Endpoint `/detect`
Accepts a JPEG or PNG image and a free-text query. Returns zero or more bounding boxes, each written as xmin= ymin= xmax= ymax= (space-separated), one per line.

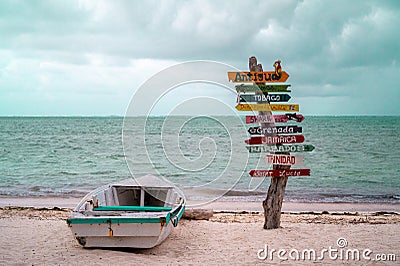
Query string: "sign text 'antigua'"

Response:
xmin=228 ymin=71 xmax=289 ymax=83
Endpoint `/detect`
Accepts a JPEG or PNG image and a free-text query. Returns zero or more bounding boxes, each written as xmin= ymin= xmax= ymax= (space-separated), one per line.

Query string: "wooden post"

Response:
xmin=262 ymin=164 xmax=290 ymax=229
xmin=248 ymin=56 xmax=290 ymax=229
xmin=259 ymin=110 xmax=290 ymax=229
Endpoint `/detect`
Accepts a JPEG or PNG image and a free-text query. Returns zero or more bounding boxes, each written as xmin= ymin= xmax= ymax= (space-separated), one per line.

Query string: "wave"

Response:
xmin=89 ymin=170 xmax=117 ymax=175
xmin=59 ymin=171 xmax=79 ymax=176
xmin=284 ymin=192 xmax=400 ymax=203
xmin=0 ymin=186 xmax=399 ymax=204
xmin=106 ymin=154 xmax=125 ymax=159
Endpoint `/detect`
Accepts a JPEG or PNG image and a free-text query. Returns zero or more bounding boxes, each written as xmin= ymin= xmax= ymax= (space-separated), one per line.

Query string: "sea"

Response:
xmin=0 ymin=116 xmax=399 ymax=203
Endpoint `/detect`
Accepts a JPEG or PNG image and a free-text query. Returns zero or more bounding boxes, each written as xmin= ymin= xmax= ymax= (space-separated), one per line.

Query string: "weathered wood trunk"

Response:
xmin=259 ymin=110 xmax=290 ymax=229
xmin=182 ymin=208 xmax=213 ymax=220
xmin=262 ymin=165 xmax=290 ymax=229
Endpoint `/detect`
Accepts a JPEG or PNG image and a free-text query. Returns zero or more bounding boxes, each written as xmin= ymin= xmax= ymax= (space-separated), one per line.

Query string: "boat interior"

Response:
xmin=79 ymin=185 xmax=181 ymax=214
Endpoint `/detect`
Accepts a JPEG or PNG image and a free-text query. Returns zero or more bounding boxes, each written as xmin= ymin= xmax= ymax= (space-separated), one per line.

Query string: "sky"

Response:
xmin=0 ymin=0 xmax=399 ymax=116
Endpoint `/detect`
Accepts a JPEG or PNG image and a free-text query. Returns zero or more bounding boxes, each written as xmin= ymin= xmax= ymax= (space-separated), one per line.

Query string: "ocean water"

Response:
xmin=0 ymin=116 xmax=399 ymax=203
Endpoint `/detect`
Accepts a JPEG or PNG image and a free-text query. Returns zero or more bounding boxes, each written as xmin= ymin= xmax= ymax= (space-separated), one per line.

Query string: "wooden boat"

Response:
xmin=67 ymin=174 xmax=186 ymax=248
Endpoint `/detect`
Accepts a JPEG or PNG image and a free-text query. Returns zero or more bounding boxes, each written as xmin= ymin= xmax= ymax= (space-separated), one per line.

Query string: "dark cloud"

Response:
xmin=0 ymin=0 xmax=399 ymax=115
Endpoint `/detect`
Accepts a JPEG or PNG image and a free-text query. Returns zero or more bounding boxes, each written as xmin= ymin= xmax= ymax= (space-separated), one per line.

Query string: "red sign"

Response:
xmin=249 ymin=169 xmax=311 ymax=177
xmin=275 ymin=113 xmax=304 ymax=123
xmin=245 ymin=113 xmax=304 ymax=124
xmin=246 ymin=114 xmax=275 ymax=123
xmin=244 ymin=135 xmax=305 ymax=145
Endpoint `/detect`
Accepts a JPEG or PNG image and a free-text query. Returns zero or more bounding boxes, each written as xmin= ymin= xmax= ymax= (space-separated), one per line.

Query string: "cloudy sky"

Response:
xmin=1 ymin=0 xmax=399 ymax=116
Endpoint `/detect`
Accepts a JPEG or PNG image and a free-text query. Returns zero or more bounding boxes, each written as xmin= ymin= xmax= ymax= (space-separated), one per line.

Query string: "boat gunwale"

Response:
xmin=67 ymin=213 xmax=171 ymax=225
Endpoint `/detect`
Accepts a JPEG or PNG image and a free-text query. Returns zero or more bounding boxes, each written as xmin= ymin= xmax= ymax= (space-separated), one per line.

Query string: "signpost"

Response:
xmin=239 ymin=94 xmax=291 ymax=103
xmin=236 ymin=84 xmax=291 ymax=93
xmin=246 ymin=144 xmax=315 ymax=153
xmin=236 ymin=103 xmax=299 ymax=112
xmin=249 ymin=169 xmax=310 ymax=177
xmin=248 ymin=125 xmax=302 ymax=135
xmin=245 ymin=135 xmax=305 ymax=145
xmin=245 ymin=113 xmax=304 ymax=124
xmin=228 ymin=56 xmax=314 ymax=230
xmin=228 ymin=71 xmax=289 ymax=83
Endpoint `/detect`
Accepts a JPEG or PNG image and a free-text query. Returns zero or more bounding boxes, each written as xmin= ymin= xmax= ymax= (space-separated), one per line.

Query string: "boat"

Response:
xmin=67 ymin=174 xmax=186 ymax=248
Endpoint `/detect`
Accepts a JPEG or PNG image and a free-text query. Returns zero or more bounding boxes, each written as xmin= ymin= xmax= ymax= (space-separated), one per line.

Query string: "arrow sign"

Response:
xmin=245 ymin=135 xmax=305 ymax=145
xmin=245 ymin=113 xmax=305 ymax=124
xmin=236 ymin=103 xmax=271 ymax=111
xmin=239 ymin=94 xmax=291 ymax=103
xmin=246 ymin=144 xmax=315 ymax=153
xmin=236 ymin=84 xmax=291 ymax=93
xmin=275 ymin=113 xmax=304 ymax=123
xmin=246 ymin=114 xmax=275 ymax=123
xmin=264 ymin=154 xmax=303 ymax=166
xmin=249 ymin=169 xmax=311 ymax=177
xmin=228 ymin=71 xmax=289 ymax=83
xmin=236 ymin=104 xmax=299 ymax=112
xmin=248 ymin=125 xmax=302 ymax=135
xmin=270 ymin=104 xmax=299 ymax=112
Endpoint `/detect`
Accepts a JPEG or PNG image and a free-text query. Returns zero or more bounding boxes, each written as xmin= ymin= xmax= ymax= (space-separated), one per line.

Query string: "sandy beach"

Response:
xmin=0 ymin=199 xmax=399 ymax=265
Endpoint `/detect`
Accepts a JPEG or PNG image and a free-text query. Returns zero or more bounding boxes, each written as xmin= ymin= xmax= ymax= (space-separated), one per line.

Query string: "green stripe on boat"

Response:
xmin=171 ymin=205 xmax=185 ymax=227
xmin=93 ymin=206 xmax=173 ymax=212
xmin=67 ymin=214 xmax=171 ymax=225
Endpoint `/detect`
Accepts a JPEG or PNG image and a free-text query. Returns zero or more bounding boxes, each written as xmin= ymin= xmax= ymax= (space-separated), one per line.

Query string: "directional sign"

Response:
xmin=249 ymin=169 xmax=311 ymax=177
xmin=236 ymin=103 xmax=271 ymax=111
xmin=246 ymin=114 xmax=275 ymax=123
xmin=236 ymin=84 xmax=291 ymax=93
xmin=245 ymin=113 xmax=305 ymax=124
xmin=248 ymin=125 xmax=302 ymax=135
xmin=246 ymin=144 xmax=315 ymax=153
xmin=275 ymin=113 xmax=304 ymax=123
xmin=270 ymin=104 xmax=299 ymax=112
xmin=245 ymin=135 xmax=305 ymax=145
xmin=264 ymin=154 xmax=303 ymax=166
xmin=239 ymin=94 xmax=291 ymax=103
xmin=236 ymin=104 xmax=299 ymax=112
xmin=228 ymin=71 xmax=289 ymax=83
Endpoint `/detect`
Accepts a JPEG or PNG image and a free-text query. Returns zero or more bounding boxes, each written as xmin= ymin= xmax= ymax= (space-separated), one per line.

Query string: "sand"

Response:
xmin=0 ymin=204 xmax=399 ymax=265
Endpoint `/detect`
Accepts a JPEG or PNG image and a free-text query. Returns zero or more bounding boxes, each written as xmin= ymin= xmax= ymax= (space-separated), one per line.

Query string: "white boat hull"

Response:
xmin=71 ymin=222 xmax=173 ymax=248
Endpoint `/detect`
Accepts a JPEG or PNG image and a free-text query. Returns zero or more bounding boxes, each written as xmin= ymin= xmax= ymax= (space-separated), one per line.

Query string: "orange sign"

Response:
xmin=228 ymin=71 xmax=289 ymax=83
xmin=270 ymin=104 xmax=299 ymax=112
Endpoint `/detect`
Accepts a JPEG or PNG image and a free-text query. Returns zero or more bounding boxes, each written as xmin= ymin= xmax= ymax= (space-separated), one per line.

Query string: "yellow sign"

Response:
xmin=235 ymin=104 xmax=299 ymax=112
xmin=235 ymin=104 xmax=271 ymax=111
xmin=270 ymin=104 xmax=299 ymax=112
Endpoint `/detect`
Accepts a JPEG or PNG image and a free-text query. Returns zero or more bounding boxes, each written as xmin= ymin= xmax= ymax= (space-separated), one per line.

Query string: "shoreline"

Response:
xmin=0 ymin=196 xmax=399 ymax=213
